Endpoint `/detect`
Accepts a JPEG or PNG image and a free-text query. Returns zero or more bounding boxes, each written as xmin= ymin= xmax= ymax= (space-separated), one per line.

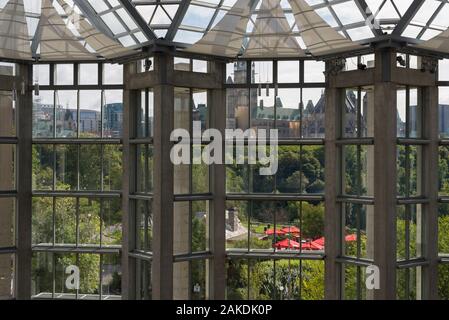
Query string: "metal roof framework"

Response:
xmin=0 ymin=0 xmax=449 ymax=61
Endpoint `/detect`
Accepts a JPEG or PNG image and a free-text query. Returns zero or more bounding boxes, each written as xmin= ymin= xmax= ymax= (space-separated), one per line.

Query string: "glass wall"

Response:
xmin=31 ymin=63 xmax=123 ymax=300
xmin=173 ymin=86 xmax=210 ymax=300
xmin=0 ymin=62 xmax=17 ymax=299
xmin=132 ymin=87 xmax=154 ymax=300
xmin=396 ymin=86 xmax=425 ymax=300
xmin=225 ymin=59 xmax=325 ymax=299
xmin=338 ymin=86 xmax=375 ymax=300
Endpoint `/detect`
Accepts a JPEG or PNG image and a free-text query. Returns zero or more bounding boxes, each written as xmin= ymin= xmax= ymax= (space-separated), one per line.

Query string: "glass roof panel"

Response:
xmin=0 ymin=0 xmax=449 ymax=60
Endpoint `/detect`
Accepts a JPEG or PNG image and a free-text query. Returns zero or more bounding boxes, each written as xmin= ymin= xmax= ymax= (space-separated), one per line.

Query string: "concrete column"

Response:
xmin=208 ymin=60 xmax=226 ymax=299
xmin=121 ymin=61 xmax=138 ymax=299
xmin=421 ymin=85 xmax=439 ymax=299
xmin=0 ymin=90 xmax=15 ymax=299
xmin=372 ymin=49 xmax=398 ymax=299
xmin=152 ymin=53 xmax=175 ymax=300
xmin=324 ymin=75 xmax=342 ymax=299
xmin=16 ymin=63 xmax=33 ymax=299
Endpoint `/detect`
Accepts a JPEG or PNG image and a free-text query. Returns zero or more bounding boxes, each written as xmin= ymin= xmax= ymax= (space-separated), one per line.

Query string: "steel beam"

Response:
xmin=165 ymin=0 xmax=191 ymax=40
xmin=392 ymin=0 xmax=425 ymax=36
xmin=354 ymin=0 xmax=384 ymax=37
xmin=73 ymin=0 xmax=116 ymax=39
xmin=118 ymin=0 xmax=157 ymax=40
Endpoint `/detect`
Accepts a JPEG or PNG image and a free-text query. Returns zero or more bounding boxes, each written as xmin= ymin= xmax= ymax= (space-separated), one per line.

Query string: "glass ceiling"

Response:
xmin=0 ymin=0 xmax=448 ymax=61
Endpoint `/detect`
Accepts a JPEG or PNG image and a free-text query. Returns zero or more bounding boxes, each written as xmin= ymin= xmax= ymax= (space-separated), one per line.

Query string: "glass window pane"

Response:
xmin=33 ymin=90 xmax=54 ymax=138
xmin=55 ymin=197 xmax=77 ymax=245
xmin=0 ymin=91 xmax=15 ymax=137
xmin=250 ymin=88 xmax=275 ymax=134
xmin=192 ymin=60 xmax=207 ymax=73
xmin=191 ymin=260 xmax=207 ymax=300
xmin=136 ymin=200 xmax=152 ymax=252
xmin=0 ymin=198 xmax=15 ymax=248
xmin=55 ymin=145 xmax=77 ymax=190
xmin=225 ymin=201 xmax=249 ymax=250
xmin=0 ymin=144 xmax=15 ymax=191
xmin=192 ymin=201 xmax=209 ymax=252
xmin=397 ymin=204 xmax=423 ymax=260
xmin=55 ymin=90 xmax=77 ymax=138
xmin=226 ymin=62 xmax=246 ymax=84
xmin=174 ymin=57 xmax=190 ymax=71
xmin=103 ymin=90 xmax=123 ymax=138
xmin=304 ymin=61 xmax=325 ymax=83
xmin=103 ymin=144 xmax=122 ymax=191
xmin=440 ymin=146 xmax=449 ymax=197
xmin=226 ymin=88 xmax=249 ymax=130
xmin=136 ymin=144 xmax=153 ymax=194
xmin=302 ymin=88 xmax=325 ymax=138
xmin=32 ymin=252 xmax=52 ymax=298
xmin=252 ymin=61 xmax=273 ymax=84
xmin=33 ymin=64 xmax=50 ymax=86
xmin=439 ymin=59 xmax=449 ymax=81
xmin=33 ymin=144 xmax=54 ymax=191
xmin=103 ymin=63 xmax=123 ymax=85
xmin=440 ymin=87 xmax=449 ymax=139
xmin=79 ymin=198 xmax=101 ymax=246
xmin=102 ymin=198 xmax=122 ymax=246
xmin=79 ymin=64 xmax=98 ymax=85
xmin=79 ymin=145 xmax=101 ymax=190
xmin=226 ymin=259 xmax=248 ymax=300
xmin=101 ymin=254 xmax=121 ymax=298
xmin=54 ymin=253 xmax=77 ymax=297
xmin=193 ymin=90 xmax=208 ymax=132
xmin=276 ymin=89 xmax=300 ymax=138
xmin=55 ymin=64 xmax=74 ymax=85
xmin=174 ymin=202 xmax=190 ymax=255
xmin=78 ymin=254 xmax=100 ymax=297
xmin=0 ymin=254 xmax=14 ymax=299
xmin=277 ymin=61 xmax=299 ymax=83
xmin=32 ymin=197 xmax=53 ymax=245
xmin=249 ymin=202 xmax=275 ymax=251
xmin=79 ymin=90 xmax=101 ymax=137
xmin=174 ymin=87 xmax=190 ymax=130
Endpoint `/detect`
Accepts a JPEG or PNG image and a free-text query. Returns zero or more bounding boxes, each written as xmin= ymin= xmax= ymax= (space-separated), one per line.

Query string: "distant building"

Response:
xmin=33 ymin=101 xmax=123 ymax=138
xmin=104 ymin=103 xmax=123 ymax=138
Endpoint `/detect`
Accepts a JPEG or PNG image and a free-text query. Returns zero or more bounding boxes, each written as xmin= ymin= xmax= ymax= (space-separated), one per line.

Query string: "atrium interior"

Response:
xmin=1 ymin=0 xmax=449 ymax=300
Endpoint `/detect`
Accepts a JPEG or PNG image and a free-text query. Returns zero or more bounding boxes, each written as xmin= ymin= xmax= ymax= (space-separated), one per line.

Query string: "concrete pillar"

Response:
xmin=421 ymin=85 xmax=439 ymax=299
xmin=208 ymin=61 xmax=226 ymax=299
xmin=121 ymin=61 xmax=139 ymax=299
xmin=372 ymin=49 xmax=398 ymax=299
xmin=0 ymin=68 xmax=15 ymax=299
xmin=324 ymin=78 xmax=342 ymax=299
xmin=152 ymin=53 xmax=175 ymax=300
xmin=16 ymin=63 xmax=33 ymax=299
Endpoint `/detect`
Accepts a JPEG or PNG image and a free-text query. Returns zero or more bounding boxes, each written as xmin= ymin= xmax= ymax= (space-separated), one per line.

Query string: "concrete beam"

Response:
xmin=126 ymin=69 xmax=222 ymax=91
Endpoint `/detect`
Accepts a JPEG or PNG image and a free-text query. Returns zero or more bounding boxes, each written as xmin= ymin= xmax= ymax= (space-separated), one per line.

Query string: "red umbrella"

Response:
xmin=310 ymin=240 xmax=325 ymax=250
xmin=313 ymin=237 xmax=325 ymax=247
xmin=274 ymin=239 xmax=301 ymax=249
xmin=265 ymin=228 xmax=285 ymax=236
xmin=280 ymin=226 xmax=300 ymax=235
xmin=345 ymin=234 xmax=357 ymax=242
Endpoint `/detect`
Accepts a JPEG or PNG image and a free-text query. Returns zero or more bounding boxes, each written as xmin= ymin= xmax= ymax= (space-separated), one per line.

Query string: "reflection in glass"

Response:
xmin=55 ymin=90 xmax=77 ymax=138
